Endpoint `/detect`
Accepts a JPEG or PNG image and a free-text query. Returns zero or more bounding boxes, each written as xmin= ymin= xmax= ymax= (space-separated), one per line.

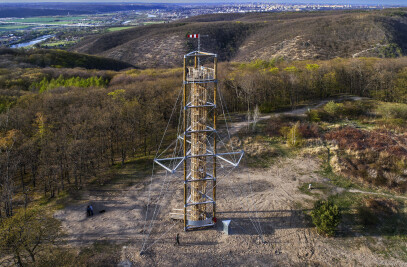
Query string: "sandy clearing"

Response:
xmin=55 ymin=156 xmax=405 ymax=266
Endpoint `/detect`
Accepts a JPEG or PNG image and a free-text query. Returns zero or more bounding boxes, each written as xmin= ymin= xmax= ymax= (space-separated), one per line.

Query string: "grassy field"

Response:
xmin=40 ymin=40 xmax=76 ymax=47
xmin=107 ymin=26 xmax=136 ymax=32
xmin=8 ymin=16 xmax=87 ymax=24
xmin=0 ymin=24 xmax=33 ymax=31
xmin=142 ymin=21 xmax=165 ymax=25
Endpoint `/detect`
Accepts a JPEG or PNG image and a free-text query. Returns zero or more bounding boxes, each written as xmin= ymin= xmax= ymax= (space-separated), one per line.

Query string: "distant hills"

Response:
xmin=71 ymin=9 xmax=407 ymax=68
xmin=0 ymin=8 xmax=92 ymax=18
xmin=0 ymin=3 xmax=167 ymax=18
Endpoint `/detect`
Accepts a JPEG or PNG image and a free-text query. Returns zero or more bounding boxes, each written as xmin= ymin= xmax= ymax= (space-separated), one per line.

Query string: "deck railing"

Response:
xmin=186 ymin=67 xmax=215 ymax=82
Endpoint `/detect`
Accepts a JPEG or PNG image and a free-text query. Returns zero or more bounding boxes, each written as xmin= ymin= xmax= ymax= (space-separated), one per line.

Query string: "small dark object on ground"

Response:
xmin=99 ymin=209 xmax=106 ymax=213
xmin=87 ymin=205 xmax=94 ymax=216
xmin=175 ymin=233 xmax=180 ymax=245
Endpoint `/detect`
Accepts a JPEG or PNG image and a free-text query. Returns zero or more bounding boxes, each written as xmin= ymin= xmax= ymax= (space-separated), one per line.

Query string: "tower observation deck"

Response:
xmin=186 ymin=66 xmax=215 ymax=82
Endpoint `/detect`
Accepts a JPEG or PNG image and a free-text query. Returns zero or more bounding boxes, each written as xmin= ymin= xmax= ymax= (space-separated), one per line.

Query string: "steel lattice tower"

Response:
xmin=154 ymin=43 xmax=244 ymax=231
xmin=184 ymin=52 xmax=217 ymax=228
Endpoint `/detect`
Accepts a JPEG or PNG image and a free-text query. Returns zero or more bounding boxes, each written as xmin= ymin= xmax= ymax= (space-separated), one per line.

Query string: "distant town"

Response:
xmin=175 ymin=3 xmax=386 ymax=17
xmin=0 ymin=2 xmax=403 ymax=48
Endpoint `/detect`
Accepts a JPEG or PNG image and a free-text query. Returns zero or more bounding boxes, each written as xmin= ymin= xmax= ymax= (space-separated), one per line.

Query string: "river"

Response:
xmin=11 ymin=35 xmax=54 ymax=48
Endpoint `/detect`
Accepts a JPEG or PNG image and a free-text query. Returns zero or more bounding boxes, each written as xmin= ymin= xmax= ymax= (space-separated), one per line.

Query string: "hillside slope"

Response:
xmin=71 ymin=9 xmax=407 ymax=68
xmin=0 ymin=48 xmax=134 ymax=70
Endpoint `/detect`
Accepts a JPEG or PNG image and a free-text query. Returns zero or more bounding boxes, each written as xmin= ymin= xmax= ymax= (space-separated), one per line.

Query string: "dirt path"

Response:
xmin=228 ymin=96 xmax=365 ymax=135
xmin=348 ymin=189 xmax=407 ymax=200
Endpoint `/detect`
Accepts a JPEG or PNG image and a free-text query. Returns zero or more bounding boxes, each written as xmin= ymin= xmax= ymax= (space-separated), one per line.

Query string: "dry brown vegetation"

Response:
xmin=295 ymin=99 xmax=407 ymax=194
xmin=71 ymin=9 xmax=407 ymax=68
xmin=326 ymin=127 xmax=407 ymax=157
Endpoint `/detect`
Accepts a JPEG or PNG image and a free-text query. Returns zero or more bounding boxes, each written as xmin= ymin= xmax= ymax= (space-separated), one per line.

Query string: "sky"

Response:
xmin=1 ymin=0 xmax=407 ymax=5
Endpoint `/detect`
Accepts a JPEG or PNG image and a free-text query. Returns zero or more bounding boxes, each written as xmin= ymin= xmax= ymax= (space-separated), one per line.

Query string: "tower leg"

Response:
xmin=213 ymin=56 xmax=218 ymax=220
xmin=183 ymin=56 xmax=187 ymax=231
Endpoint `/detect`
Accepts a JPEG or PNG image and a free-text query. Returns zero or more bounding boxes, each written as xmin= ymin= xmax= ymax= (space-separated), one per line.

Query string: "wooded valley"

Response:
xmin=1 ymin=53 xmax=407 ymax=217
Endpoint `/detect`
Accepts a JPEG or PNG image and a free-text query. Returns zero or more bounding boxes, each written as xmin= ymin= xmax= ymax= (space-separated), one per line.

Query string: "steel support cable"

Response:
xmin=222 ymin=169 xmax=263 ymax=237
xmin=141 ymin=100 xmax=185 ymax=252
xmin=202 ymin=89 xmax=241 ymax=167
xmin=223 ymin=168 xmax=264 ymax=239
xmin=211 ymin=169 xmax=264 ymax=237
xmin=141 ymin=171 xmax=172 ymax=252
xmin=246 ymin=171 xmax=265 ymax=239
xmin=141 ymin=118 xmax=183 ymax=252
xmin=218 ymin=85 xmax=238 ymax=163
xmin=185 ymin=153 xmax=262 ymax=238
xmin=218 ymin=85 xmax=234 ymax=146
xmin=155 ymin=86 xmax=183 ymax=159
xmin=141 ymin=221 xmax=178 ymax=253
xmin=142 ymin=131 xmax=178 ymax=248
xmin=156 ymin=89 xmax=184 ymax=159
xmin=168 ymin=101 xmax=184 ymax=170
xmin=141 ymin=150 xmax=181 ymax=252
xmin=216 ymin=83 xmax=265 ymax=238
xmin=143 ymin=74 xmax=265 ymax=252
xmin=141 ymin=87 xmax=183 ymax=252
xmin=143 ymin=83 xmax=209 ymax=248
xmin=143 ymin=128 xmax=263 ymax=252
xmin=205 ymin=164 xmax=264 ymax=238
xmin=143 ymin=166 xmax=254 ymax=253
xmin=198 ymin=129 xmax=261 ymax=236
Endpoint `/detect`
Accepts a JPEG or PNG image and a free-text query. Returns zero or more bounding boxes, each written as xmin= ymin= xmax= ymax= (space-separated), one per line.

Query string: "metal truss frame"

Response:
xmin=154 ymin=50 xmax=244 ymax=231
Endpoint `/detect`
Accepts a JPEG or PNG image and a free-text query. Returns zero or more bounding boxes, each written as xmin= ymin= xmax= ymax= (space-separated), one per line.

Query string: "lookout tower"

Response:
xmin=154 ymin=35 xmax=244 ymax=231
xmin=183 ymin=50 xmax=217 ymax=229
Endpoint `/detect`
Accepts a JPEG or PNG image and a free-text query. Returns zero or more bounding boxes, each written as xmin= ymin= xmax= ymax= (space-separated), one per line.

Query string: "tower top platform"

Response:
xmin=184 ymin=51 xmax=217 ymax=58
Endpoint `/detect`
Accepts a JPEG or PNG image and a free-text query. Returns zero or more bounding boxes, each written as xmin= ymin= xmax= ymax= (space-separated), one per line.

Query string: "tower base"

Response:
xmin=185 ymin=217 xmax=216 ymax=230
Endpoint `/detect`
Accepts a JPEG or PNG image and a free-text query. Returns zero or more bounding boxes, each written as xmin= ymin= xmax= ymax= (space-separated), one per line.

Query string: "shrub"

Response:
xmin=287 ymin=122 xmax=304 ymax=147
xmin=323 ymin=101 xmax=344 ymax=117
xmin=316 ymin=100 xmax=371 ymax=122
xmin=298 ymin=123 xmax=320 ymax=138
xmin=266 ymin=117 xmax=288 ymax=137
xmin=259 ymin=102 xmax=275 ymax=113
xmin=279 ymin=126 xmax=291 ymax=139
xmin=341 ymin=101 xmax=371 ymax=118
xmin=376 ymin=102 xmax=407 ymax=120
xmin=311 ymin=200 xmax=341 ymax=236
xmin=306 ymin=109 xmax=320 ymax=122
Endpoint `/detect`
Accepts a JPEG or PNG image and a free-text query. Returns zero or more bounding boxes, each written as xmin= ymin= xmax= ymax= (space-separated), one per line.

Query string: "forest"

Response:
xmin=0 ymin=55 xmax=407 ymax=217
